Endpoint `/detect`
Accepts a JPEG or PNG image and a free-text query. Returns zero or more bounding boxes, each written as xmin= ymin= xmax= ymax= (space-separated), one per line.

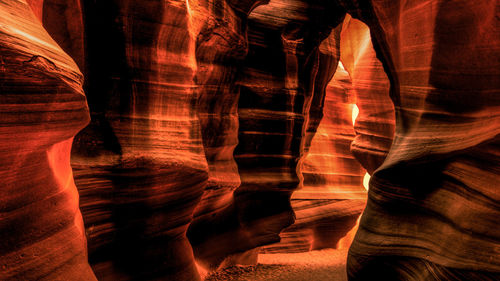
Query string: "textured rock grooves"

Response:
xmin=70 ymin=1 xmax=207 ymax=280
xmin=231 ymin=0 xmax=351 ymax=256
xmin=340 ymin=15 xmax=394 ymax=175
xmin=188 ymin=0 xmax=352 ymax=268
xmin=186 ymin=0 xmax=267 ymax=269
xmin=0 ymin=1 xmax=95 ymax=280
xmin=263 ymin=24 xmax=369 ymax=253
xmin=262 ymin=14 xmax=393 ymax=254
xmin=2 ymin=0 xmax=499 ymax=280
xmin=341 ymin=0 xmax=500 ymax=280
xmin=299 ymin=62 xmax=366 ymax=201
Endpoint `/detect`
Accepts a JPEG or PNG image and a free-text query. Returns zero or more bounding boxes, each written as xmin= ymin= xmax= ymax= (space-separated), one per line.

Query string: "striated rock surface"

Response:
xmin=265 ymin=26 xmax=368 ymax=253
xmin=339 ymin=15 xmax=394 ymax=175
xmin=35 ymin=0 xmax=85 ymax=71
xmin=186 ymin=0 xmax=267 ymax=269
xmin=3 ymin=0 xmax=499 ymax=280
xmin=342 ymin=0 xmax=500 ymax=280
xmin=191 ymin=0 xmax=248 ymax=223
xmin=70 ymin=1 xmax=208 ymax=280
xmin=0 ymin=1 xmax=95 ymax=280
xmin=233 ymin=0 xmax=358 ymax=256
xmin=297 ymin=63 xmax=366 ymax=200
xmin=261 ymin=199 xmax=364 ymax=253
xmin=188 ymin=0 xmax=347 ymax=267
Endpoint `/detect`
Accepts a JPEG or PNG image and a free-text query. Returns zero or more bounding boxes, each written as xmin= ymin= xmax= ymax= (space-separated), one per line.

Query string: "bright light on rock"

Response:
xmin=363 ymin=172 xmax=370 ymax=190
xmin=352 ymin=104 xmax=359 ymax=126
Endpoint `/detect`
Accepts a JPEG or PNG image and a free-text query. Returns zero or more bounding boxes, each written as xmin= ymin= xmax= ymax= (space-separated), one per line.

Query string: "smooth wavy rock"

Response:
xmin=270 ymin=64 xmax=366 ymax=252
xmin=266 ymin=25 xmax=367 ymax=253
xmin=297 ymin=62 xmax=366 ymax=200
xmin=235 ymin=0 xmax=349 ymax=258
xmin=187 ymin=0 xmax=346 ymax=269
xmin=28 ymin=0 xmax=85 ymax=71
xmin=340 ymin=15 xmax=394 ymax=175
xmin=186 ymin=0 xmax=266 ymax=269
xmin=340 ymin=0 xmax=500 ymax=279
xmin=0 ymin=1 xmax=95 ymax=280
xmin=261 ymin=199 xmax=365 ymax=253
xmin=5 ymin=0 xmax=498 ymax=280
xmin=191 ymin=0 xmax=248 ymax=221
xmin=69 ymin=1 xmax=208 ymax=280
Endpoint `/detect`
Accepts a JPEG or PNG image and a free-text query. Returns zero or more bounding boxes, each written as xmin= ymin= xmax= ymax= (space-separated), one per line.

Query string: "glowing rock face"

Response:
xmin=340 ymin=16 xmax=395 ymax=175
xmin=299 ymin=62 xmax=366 ymax=200
xmin=0 ymin=1 xmax=95 ymax=280
xmin=227 ymin=0 xmax=358 ymax=256
xmin=187 ymin=0 xmax=271 ymax=269
xmin=1 ymin=0 xmax=499 ymax=280
xmin=270 ymin=17 xmax=384 ymax=254
xmin=267 ymin=44 xmax=367 ymax=253
xmin=362 ymin=173 xmax=370 ymax=191
xmin=342 ymin=1 xmax=500 ymax=280
xmin=351 ymin=104 xmax=359 ymax=126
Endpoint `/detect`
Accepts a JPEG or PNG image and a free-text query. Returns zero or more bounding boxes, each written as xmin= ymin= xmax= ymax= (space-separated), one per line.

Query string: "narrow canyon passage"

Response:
xmin=0 ymin=0 xmax=498 ymax=281
xmin=200 ymin=12 xmax=391 ymax=280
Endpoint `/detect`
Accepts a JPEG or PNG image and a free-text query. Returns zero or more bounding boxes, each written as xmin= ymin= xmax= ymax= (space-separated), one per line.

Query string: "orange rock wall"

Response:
xmin=1 ymin=1 xmax=498 ymax=280
xmin=341 ymin=0 xmax=500 ymax=279
xmin=0 ymin=1 xmax=95 ymax=280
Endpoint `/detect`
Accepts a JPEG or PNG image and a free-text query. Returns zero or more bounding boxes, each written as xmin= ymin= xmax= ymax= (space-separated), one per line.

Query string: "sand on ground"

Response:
xmin=204 ymin=248 xmax=349 ymax=281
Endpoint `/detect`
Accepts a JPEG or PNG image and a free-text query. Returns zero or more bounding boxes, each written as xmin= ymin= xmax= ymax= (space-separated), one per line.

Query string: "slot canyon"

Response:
xmin=0 ymin=0 xmax=498 ymax=280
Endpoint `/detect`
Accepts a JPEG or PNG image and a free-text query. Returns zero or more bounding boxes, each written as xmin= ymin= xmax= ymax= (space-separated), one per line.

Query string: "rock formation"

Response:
xmin=1 ymin=0 xmax=498 ymax=280
xmin=299 ymin=62 xmax=366 ymax=200
xmin=341 ymin=1 xmax=500 ymax=280
xmin=340 ymin=15 xmax=394 ymax=175
xmin=264 ymin=33 xmax=368 ymax=253
xmin=262 ymin=14 xmax=393 ymax=255
xmin=186 ymin=0 xmax=267 ymax=269
xmin=0 ymin=1 xmax=95 ymax=280
xmin=188 ymin=0 xmax=350 ymax=267
xmin=69 ymin=1 xmax=209 ymax=280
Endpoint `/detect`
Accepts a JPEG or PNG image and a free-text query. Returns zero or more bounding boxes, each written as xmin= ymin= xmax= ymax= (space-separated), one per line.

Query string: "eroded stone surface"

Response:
xmin=0 ymin=1 xmax=94 ymax=280
xmin=342 ymin=1 xmax=500 ymax=279
xmin=70 ymin=1 xmax=208 ymax=280
xmin=2 ymin=1 xmax=499 ymax=280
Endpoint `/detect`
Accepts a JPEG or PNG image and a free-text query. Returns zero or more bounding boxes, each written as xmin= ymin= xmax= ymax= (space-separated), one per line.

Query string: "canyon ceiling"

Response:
xmin=0 ymin=0 xmax=498 ymax=280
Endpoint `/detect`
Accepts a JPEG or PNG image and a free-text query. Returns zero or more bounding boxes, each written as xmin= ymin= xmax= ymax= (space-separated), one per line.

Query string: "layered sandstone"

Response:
xmin=186 ymin=0 xmax=267 ymax=269
xmin=341 ymin=1 xmax=500 ymax=280
xmin=265 ymin=31 xmax=368 ymax=252
xmin=0 ymin=1 xmax=95 ymax=280
xmin=70 ymin=1 xmax=208 ymax=280
xmin=340 ymin=16 xmax=394 ymax=175
xmin=2 ymin=1 xmax=499 ymax=280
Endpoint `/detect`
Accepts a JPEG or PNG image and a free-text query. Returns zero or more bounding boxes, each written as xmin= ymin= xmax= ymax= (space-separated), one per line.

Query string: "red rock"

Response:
xmin=2 ymin=0 xmax=499 ymax=280
xmin=0 ymin=1 xmax=94 ymax=280
xmin=340 ymin=15 xmax=395 ymax=175
xmin=343 ymin=1 xmax=500 ymax=279
xmin=69 ymin=1 xmax=208 ymax=280
xmin=266 ymin=23 xmax=369 ymax=253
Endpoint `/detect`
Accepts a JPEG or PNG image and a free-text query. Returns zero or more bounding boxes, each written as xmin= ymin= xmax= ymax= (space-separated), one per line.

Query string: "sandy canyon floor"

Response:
xmin=204 ymin=248 xmax=348 ymax=281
